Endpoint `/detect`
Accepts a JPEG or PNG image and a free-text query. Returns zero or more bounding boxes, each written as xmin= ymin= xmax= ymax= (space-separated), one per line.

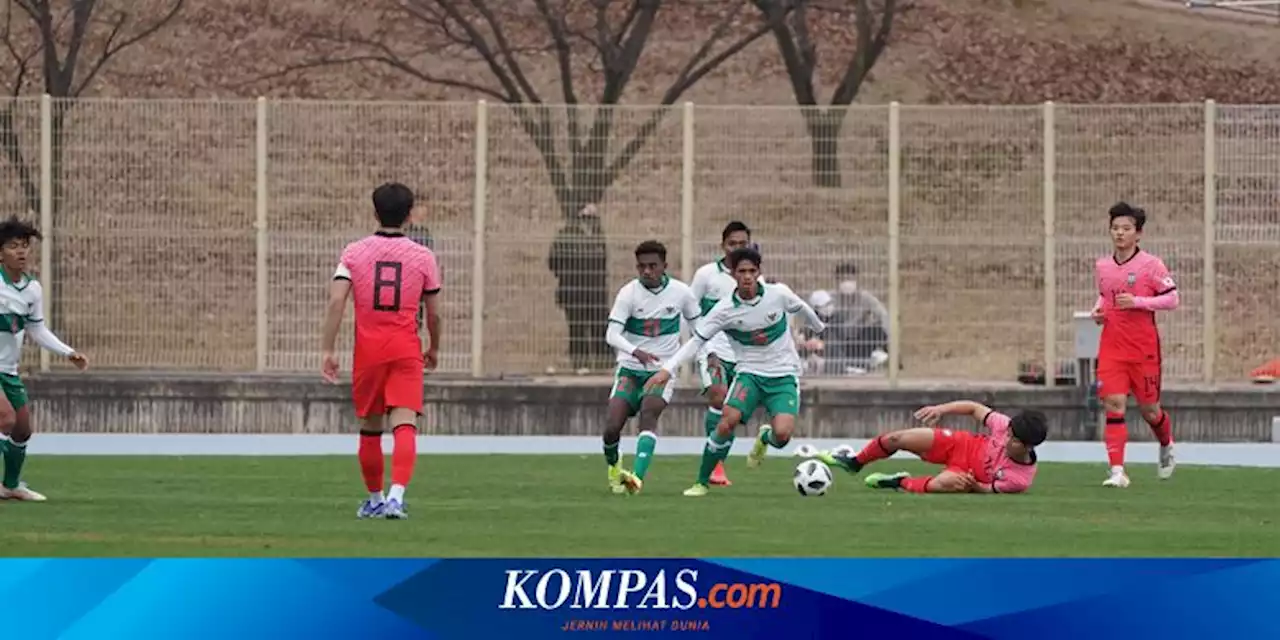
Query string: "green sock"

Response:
xmin=3 ymin=438 xmax=26 ymax=489
xmin=603 ymin=440 xmax=620 ymax=467
xmin=634 ymin=431 xmax=657 ymax=480
xmin=697 ymin=431 xmax=731 ymax=485
xmin=703 ymin=408 xmax=721 ymax=437
xmin=759 ymin=426 xmax=788 ymax=449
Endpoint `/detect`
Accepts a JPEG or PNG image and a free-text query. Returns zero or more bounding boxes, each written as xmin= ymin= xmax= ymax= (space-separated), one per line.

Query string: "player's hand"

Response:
xmin=913 ymin=404 xmax=944 ymax=425
xmin=644 ymin=369 xmax=672 ymax=393
xmin=804 ymin=338 xmax=824 ymax=352
xmin=68 ymin=352 xmax=89 ymax=370
xmin=632 ymin=349 xmax=661 ymax=366
xmin=1091 ymin=305 xmax=1106 ymax=325
xmin=960 ymin=472 xmax=981 ymax=492
xmin=321 ymin=351 xmax=340 ymax=384
xmin=1114 ymin=293 xmax=1137 ymax=310
xmin=424 ymin=348 xmax=439 ymax=372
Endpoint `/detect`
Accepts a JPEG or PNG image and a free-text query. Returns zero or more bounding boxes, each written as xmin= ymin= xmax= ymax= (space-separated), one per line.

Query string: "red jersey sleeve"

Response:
xmin=1145 ymin=257 xmax=1176 ymax=295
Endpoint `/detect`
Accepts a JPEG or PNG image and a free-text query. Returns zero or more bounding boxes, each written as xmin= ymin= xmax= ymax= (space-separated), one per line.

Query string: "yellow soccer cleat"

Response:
xmin=619 ymin=469 xmax=643 ymax=495
xmin=682 ymin=483 xmax=709 ymax=497
xmin=746 ymin=436 xmax=768 ymax=469
xmin=608 ymin=464 xmax=627 ymax=494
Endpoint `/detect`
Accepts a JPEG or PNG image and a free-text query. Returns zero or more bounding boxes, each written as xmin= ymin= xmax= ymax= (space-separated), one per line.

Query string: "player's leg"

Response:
xmin=605 ymin=369 xmax=643 ymax=494
xmin=381 ymin=358 xmax=426 ymax=519
xmin=626 ymin=376 xmax=676 ymax=491
xmin=1096 ymin=359 xmax=1133 ymax=488
xmin=698 ymin=356 xmax=733 ymax=486
xmin=0 ymin=376 xmax=44 ymax=502
xmin=352 ymin=365 xmax=390 ymax=518
xmin=821 ymin=427 xmax=943 ymax=474
xmin=1134 ymin=362 xmax=1174 ymax=480
xmin=747 ymin=375 xmax=801 ymax=468
xmin=866 ymin=468 xmax=969 ymax=493
xmin=685 ymin=380 xmax=754 ymax=496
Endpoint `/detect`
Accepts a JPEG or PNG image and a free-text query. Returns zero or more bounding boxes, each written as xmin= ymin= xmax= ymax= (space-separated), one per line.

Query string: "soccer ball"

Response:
xmin=793 ymin=459 xmax=833 ymax=496
xmin=832 ymin=443 xmax=856 ymax=458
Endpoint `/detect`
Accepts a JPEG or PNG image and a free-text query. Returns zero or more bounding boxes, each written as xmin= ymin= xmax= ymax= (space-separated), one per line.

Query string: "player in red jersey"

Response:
xmin=321 ymin=182 xmax=442 ymax=520
xmin=1090 ymin=202 xmax=1179 ymax=488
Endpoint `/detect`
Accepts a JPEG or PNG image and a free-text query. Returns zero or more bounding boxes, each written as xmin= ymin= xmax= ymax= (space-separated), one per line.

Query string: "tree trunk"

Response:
xmin=806 ymin=110 xmax=844 ymax=189
xmin=546 ymin=158 xmax=613 ymax=372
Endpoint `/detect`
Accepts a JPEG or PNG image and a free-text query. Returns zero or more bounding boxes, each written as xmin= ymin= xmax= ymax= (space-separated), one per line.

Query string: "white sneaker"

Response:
xmin=0 ymin=482 xmax=47 ymax=501
xmin=1102 ymin=468 xmax=1131 ymax=488
xmin=1158 ymin=444 xmax=1176 ymax=480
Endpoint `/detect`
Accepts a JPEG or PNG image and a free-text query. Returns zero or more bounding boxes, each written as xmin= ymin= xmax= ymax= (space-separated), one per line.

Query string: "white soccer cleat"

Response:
xmin=1158 ymin=444 xmax=1176 ymax=480
xmin=1102 ymin=469 xmax=1131 ymax=488
xmin=0 ymin=482 xmax=47 ymax=502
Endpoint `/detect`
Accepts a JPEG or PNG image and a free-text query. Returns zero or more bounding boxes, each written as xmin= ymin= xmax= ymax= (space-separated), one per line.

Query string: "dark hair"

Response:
xmin=721 ymin=221 xmax=751 ymax=242
xmin=1010 ymin=411 xmax=1048 ymax=448
xmin=1109 ymin=202 xmax=1146 ymax=232
xmin=372 ymin=182 xmax=415 ymax=228
xmin=0 ymin=216 xmax=41 ymax=247
xmin=727 ymin=247 xmax=762 ymax=271
xmin=634 ymin=240 xmax=667 ymax=262
xmin=835 ymin=262 xmax=858 ymax=277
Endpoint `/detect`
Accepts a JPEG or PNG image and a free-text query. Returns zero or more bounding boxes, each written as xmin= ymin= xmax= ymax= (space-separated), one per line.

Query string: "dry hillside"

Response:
xmin=1 ymin=0 xmax=1277 ymax=380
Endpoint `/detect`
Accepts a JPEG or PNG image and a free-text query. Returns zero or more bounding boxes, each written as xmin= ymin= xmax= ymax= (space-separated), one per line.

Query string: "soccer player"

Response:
xmin=688 ymin=221 xmax=755 ymax=487
xmin=1091 ymin=202 xmax=1178 ymax=488
xmin=646 ymin=247 xmax=826 ymax=497
xmin=0 ymin=216 xmax=89 ymax=502
xmin=602 ymin=241 xmax=701 ymax=495
xmin=322 ymin=183 xmax=441 ymax=520
xmin=815 ymin=400 xmax=1047 ymax=494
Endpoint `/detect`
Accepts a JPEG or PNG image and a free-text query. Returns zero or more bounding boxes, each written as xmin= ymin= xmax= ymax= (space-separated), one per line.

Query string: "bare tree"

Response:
xmin=278 ymin=0 xmax=795 ymax=370
xmin=753 ymin=0 xmax=899 ymax=188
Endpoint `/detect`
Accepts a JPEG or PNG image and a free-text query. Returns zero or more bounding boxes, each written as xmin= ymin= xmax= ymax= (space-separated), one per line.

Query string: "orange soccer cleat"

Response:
xmin=1251 ymin=358 xmax=1280 ymax=384
xmin=709 ymin=461 xmax=732 ymax=486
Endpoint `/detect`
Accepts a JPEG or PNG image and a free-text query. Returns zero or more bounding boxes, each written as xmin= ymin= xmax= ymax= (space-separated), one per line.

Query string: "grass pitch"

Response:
xmin=1 ymin=455 xmax=1276 ymax=557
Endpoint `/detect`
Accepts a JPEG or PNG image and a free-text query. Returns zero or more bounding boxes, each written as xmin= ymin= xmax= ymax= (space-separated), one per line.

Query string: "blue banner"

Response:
xmin=4 ymin=558 xmax=1277 ymax=639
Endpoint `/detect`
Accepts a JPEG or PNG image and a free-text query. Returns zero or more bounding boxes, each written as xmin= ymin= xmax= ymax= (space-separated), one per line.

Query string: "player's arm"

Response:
xmin=605 ymin=287 xmax=642 ymax=355
xmin=420 ymin=251 xmax=443 ymax=367
xmin=1132 ymin=259 xmax=1179 ymax=311
xmin=658 ymin=304 xmax=727 ymax=377
xmin=913 ymin=400 xmax=993 ymax=426
xmin=780 ymin=284 xmax=826 ymax=333
xmin=25 ymin=282 xmax=85 ymax=368
xmin=321 ymin=263 xmax=353 ymax=355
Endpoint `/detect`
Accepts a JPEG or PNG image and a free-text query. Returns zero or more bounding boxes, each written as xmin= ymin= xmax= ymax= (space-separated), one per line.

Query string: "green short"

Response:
xmin=0 ymin=373 xmax=28 ymax=411
xmin=725 ymin=372 xmax=800 ymax=419
xmin=697 ymin=356 xmax=738 ymax=393
xmin=610 ymin=367 xmax=675 ymax=417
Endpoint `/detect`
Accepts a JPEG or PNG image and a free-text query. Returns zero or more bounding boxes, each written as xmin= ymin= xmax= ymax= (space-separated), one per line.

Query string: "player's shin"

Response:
xmin=389 ymin=424 xmax=416 ymax=503
xmin=1104 ymin=412 xmax=1128 ymax=468
xmin=696 ymin=431 xmax=732 ymax=486
xmin=358 ymin=429 xmax=385 ymax=498
xmin=633 ymin=430 xmax=658 ymax=480
xmin=758 ymin=423 xmax=791 ymax=450
xmin=703 ymin=407 xmax=721 ymax=437
xmin=900 ymin=476 xmax=930 ymax=493
xmin=1145 ymin=410 xmax=1173 ymax=447
xmin=2 ymin=434 xmax=27 ymax=490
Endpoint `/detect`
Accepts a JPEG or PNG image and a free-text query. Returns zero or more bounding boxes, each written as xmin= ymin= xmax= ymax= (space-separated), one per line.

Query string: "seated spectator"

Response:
xmin=831 ymin=262 xmax=890 ymax=373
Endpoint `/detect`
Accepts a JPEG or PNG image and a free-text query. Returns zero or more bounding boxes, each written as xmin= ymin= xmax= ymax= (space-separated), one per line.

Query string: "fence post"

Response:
xmin=887 ymin=102 xmax=901 ymax=387
xmin=1043 ymin=101 xmax=1057 ymax=388
xmin=38 ymin=94 xmax=52 ymax=373
xmin=254 ymin=97 xmax=269 ymax=372
xmin=679 ymin=102 xmax=696 ymax=384
xmin=1202 ymin=99 xmax=1217 ymax=385
xmin=470 ymin=100 xmax=489 ymax=378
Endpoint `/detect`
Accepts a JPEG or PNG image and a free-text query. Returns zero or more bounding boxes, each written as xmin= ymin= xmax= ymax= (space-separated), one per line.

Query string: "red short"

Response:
xmin=920 ymin=428 xmax=981 ymax=474
xmin=1096 ymin=358 xmax=1162 ymax=405
xmin=351 ymin=357 xmax=424 ymax=418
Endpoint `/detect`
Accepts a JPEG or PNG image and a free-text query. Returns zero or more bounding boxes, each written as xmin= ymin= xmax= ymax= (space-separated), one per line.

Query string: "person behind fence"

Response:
xmin=830 ymin=262 xmax=890 ymax=373
xmin=795 ymin=290 xmax=834 ymax=374
xmin=549 ymin=203 xmax=611 ymax=372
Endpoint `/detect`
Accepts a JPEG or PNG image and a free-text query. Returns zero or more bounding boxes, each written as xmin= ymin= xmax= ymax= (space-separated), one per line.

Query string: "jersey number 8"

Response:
xmin=374 ymin=261 xmax=403 ymax=312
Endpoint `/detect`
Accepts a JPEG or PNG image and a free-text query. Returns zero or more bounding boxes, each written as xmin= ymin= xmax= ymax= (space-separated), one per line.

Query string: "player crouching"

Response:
xmin=815 ymin=400 xmax=1047 ymax=494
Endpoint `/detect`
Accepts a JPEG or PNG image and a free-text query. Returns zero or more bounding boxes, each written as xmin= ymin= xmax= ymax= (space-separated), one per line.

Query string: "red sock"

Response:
xmin=358 ymin=431 xmax=384 ymax=492
xmin=855 ymin=436 xmax=892 ymax=466
xmin=391 ymin=424 xmax=418 ymax=487
xmin=1146 ymin=411 xmax=1173 ymax=447
xmin=1104 ymin=412 xmax=1128 ymax=467
xmin=901 ymin=476 xmax=931 ymax=493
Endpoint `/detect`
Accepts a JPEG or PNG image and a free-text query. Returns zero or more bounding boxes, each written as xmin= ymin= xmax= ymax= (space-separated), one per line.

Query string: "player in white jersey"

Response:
xmin=687 ymin=220 xmax=754 ymax=487
xmin=647 ymin=247 xmax=825 ymax=497
xmin=0 ymin=217 xmax=88 ymax=502
xmin=603 ymin=240 xmax=701 ymax=495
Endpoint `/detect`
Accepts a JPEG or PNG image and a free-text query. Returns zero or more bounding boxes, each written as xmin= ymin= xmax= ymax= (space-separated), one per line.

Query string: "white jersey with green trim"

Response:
xmin=695 ymin=282 xmax=809 ymax=378
xmin=0 ymin=273 xmax=48 ymax=375
xmin=607 ymin=276 xmax=700 ymax=371
xmin=690 ymin=259 xmax=766 ymax=364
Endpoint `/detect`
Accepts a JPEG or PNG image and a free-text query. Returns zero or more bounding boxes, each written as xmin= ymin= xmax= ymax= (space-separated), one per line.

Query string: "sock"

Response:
xmin=391 ymin=424 xmax=417 ymax=488
xmin=901 ymin=476 xmax=931 ymax=493
xmin=852 ymin=436 xmax=892 ymax=471
xmin=2 ymin=436 xmax=27 ymax=490
xmin=703 ymin=408 xmax=721 ymax=437
xmin=1146 ymin=411 xmax=1173 ymax=447
xmin=1104 ymin=412 xmax=1128 ymax=468
xmin=633 ymin=431 xmax=657 ymax=480
xmin=697 ymin=430 xmax=732 ymax=486
xmin=388 ymin=484 xmax=406 ymax=503
xmin=603 ymin=439 xmax=620 ymax=467
xmin=358 ymin=430 xmax=384 ymax=493
xmin=758 ymin=425 xmax=789 ymax=449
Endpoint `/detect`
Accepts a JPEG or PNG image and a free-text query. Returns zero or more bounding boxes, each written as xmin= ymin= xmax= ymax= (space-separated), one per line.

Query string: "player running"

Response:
xmin=322 ymin=183 xmax=441 ymax=520
xmin=603 ymin=241 xmax=701 ymax=495
xmin=1091 ymin=202 xmax=1179 ymax=488
xmin=688 ymin=221 xmax=755 ymax=487
xmin=0 ymin=216 xmax=89 ymax=502
xmin=646 ymin=247 xmax=825 ymax=497
xmin=813 ymin=400 xmax=1048 ymax=494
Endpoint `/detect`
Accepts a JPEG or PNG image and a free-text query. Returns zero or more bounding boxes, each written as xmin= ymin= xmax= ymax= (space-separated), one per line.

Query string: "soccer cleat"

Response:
xmin=607 ymin=464 xmax=627 ymax=494
xmin=817 ymin=450 xmax=859 ymax=474
xmin=357 ymin=498 xmax=386 ymax=519
xmin=1158 ymin=444 xmax=1176 ymax=480
xmin=1102 ymin=469 xmax=1131 ymax=488
xmin=682 ymin=483 xmax=710 ymax=497
xmin=618 ymin=469 xmax=643 ymax=495
xmin=0 ymin=482 xmax=47 ymax=502
xmin=746 ymin=436 xmax=768 ymax=468
xmin=383 ymin=498 xmax=408 ymax=520
xmin=709 ymin=462 xmax=732 ymax=486
xmin=865 ymin=471 xmax=909 ymax=490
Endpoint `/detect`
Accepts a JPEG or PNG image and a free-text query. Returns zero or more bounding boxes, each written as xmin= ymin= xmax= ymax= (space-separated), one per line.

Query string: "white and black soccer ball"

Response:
xmin=832 ymin=443 xmax=857 ymax=459
xmin=793 ymin=459 xmax=834 ymax=496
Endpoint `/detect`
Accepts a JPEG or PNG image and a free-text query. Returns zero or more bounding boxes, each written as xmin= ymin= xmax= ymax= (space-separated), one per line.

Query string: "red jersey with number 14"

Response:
xmin=1095 ymin=248 xmax=1174 ymax=363
xmin=334 ymin=231 xmax=441 ymax=368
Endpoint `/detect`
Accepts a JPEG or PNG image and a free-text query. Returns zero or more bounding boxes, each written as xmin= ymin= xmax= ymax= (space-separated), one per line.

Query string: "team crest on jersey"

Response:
xmin=665 ymin=305 xmax=675 ymax=314
xmin=767 ymin=312 xmax=778 ymax=321
xmin=995 ymin=469 xmax=1005 ymax=480
xmin=1126 ymin=273 xmax=1136 ymax=286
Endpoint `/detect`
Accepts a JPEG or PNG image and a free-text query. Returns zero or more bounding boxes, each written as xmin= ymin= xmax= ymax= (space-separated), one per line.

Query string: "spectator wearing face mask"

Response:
xmin=831 ymin=262 xmax=890 ymax=373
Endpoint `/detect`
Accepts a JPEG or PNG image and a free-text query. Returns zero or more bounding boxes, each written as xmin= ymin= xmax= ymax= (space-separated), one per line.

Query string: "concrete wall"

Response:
xmin=26 ymin=374 xmax=1280 ymax=442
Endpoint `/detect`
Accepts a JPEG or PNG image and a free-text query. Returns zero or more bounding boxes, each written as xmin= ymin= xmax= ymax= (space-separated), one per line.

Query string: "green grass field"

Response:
xmin=1 ymin=455 xmax=1276 ymax=557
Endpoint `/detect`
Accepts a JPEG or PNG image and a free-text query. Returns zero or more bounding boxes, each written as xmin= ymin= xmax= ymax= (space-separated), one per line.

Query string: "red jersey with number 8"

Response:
xmin=334 ymin=231 xmax=441 ymax=368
